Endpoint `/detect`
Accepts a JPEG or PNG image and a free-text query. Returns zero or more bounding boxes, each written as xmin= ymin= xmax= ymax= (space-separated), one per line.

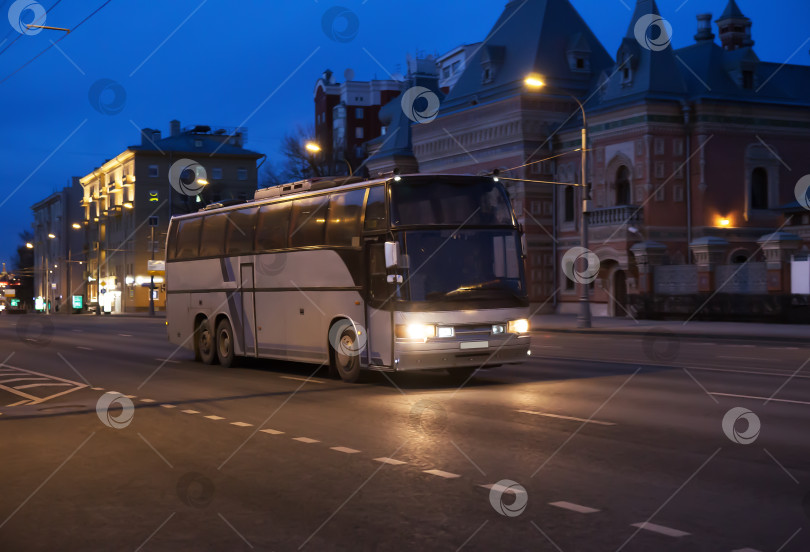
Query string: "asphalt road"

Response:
xmin=0 ymin=314 xmax=808 ymax=551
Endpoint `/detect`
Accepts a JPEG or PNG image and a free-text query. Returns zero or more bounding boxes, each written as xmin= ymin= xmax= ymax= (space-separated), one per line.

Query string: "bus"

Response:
xmin=165 ymin=173 xmax=531 ymax=382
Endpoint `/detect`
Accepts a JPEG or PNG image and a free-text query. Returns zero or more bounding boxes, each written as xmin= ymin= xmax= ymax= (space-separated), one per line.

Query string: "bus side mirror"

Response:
xmin=384 ymin=241 xmax=399 ymax=268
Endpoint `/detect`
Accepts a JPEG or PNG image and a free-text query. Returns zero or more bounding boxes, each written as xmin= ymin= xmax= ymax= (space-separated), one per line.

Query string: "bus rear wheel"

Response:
xmin=216 ymin=318 xmax=236 ymax=368
xmin=197 ymin=319 xmax=217 ymax=365
xmin=331 ymin=325 xmax=361 ymax=383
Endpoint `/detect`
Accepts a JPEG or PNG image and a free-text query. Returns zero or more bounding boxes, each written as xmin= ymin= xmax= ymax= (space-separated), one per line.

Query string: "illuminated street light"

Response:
xmin=26 ymin=243 xmax=33 ymax=249
xmin=524 ymin=74 xmax=546 ymax=89
xmin=48 ymin=233 xmax=56 ymax=239
xmin=72 ymin=223 xmax=82 ymax=229
xmin=305 ymin=142 xmax=322 ymax=153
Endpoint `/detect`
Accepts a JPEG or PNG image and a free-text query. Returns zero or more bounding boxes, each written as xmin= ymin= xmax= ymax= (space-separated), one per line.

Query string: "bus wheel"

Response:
xmin=216 ymin=318 xmax=236 ymax=368
xmin=197 ymin=319 xmax=218 ymax=365
xmin=331 ymin=325 xmax=361 ymax=383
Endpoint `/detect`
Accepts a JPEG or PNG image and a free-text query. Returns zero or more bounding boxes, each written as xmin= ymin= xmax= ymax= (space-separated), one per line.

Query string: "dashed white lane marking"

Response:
xmin=15 ymin=383 xmax=72 ymax=390
xmin=71 ymin=329 xmax=83 ymax=333
xmin=91 ymin=387 xmax=104 ymax=391
xmin=630 ymin=522 xmax=690 ymax=538
xmin=181 ymin=409 xmax=200 ymax=414
xmin=424 ymin=469 xmax=460 ymax=479
xmin=119 ymin=334 xmax=133 ymax=337
xmin=331 ymin=446 xmax=361 ymax=454
xmin=517 ymin=410 xmax=616 ymax=426
xmin=479 ymin=483 xmax=528 ymax=496
xmin=260 ymin=429 xmax=284 ymax=435
xmin=231 ymin=422 xmax=253 ymax=427
xmin=140 ymin=399 xmax=156 ymax=403
xmin=205 ymin=415 xmax=225 ymax=420
xmin=155 ymin=359 xmax=181 ymax=364
xmin=374 ymin=457 xmax=406 ymax=465
xmin=123 ymin=395 xmax=136 ymax=399
xmin=549 ymin=501 xmax=600 ymax=514
xmin=161 ymin=404 xmax=176 ymax=409
xmin=76 ymin=346 xmax=93 ymax=351
xmin=292 ymin=437 xmax=319 ymax=443
xmin=708 ymin=392 xmax=810 ymax=406
xmin=280 ymin=376 xmax=325 ymax=384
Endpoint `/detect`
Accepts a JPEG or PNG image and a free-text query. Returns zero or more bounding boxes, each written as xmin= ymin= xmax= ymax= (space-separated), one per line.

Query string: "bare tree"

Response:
xmin=260 ymin=125 xmax=331 ymax=187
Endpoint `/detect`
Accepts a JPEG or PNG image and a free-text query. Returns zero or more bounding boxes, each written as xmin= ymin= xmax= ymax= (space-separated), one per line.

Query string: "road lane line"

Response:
xmin=424 ymin=469 xmax=460 ymax=479
xmin=160 ymin=404 xmax=176 ymax=409
xmin=6 ymin=399 xmax=30 ymax=407
xmin=140 ymin=399 xmax=156 ymax=403
xmin=14 ymin=383 xmax=72 ymax=390
xmin=231 ymin=422 xmax=253 ymax=427
xmin=630 ymin=522 xmax=690 ymax=538
xmin=280 ymin=376 xmax=325 ymax=384
xmin=374 ymin=457 xmax=406 ymax=465
xmin=331 ymin=446 xmax=361 ymax=454
xmin=91 ymin=387 xmax=104 ymax=391
xmin=709 ymin=392 xmax=810 ymax=406
xmin=517 ymin=410 xmax=616 ymax=426
xmin=181 ymin=409 xmax=200 ymax=414
xmin=292 ymin=437 xmax=319 ymax=443
xmin=205 ymin=415 xmax=225 ymax=420
xmin=76 ymin=346 xmax=93 ymax=351
xmin=119 ymin=334 xmax=133 ymax=337
xmin=479 ymin=483 xmax=527 ymax=496
xmin=549 ymin=501 xmax=600 ymax=514
xmin=260 ymin=429 xmax=284 ymax=435
xmin=123 ymin=395 xmax=136 ymax=399
xmin=0 ymin=378 xmax=51 ymax=384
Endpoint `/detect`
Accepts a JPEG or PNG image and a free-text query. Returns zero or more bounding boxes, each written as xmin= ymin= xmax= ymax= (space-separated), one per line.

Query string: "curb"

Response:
xmin=531 ymin=326 xmax=809 ymax=345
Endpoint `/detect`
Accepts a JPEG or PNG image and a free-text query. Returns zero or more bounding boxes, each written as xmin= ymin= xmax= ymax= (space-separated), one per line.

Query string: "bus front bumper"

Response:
xmin=393 ymin=335 xmax=531 ymax=372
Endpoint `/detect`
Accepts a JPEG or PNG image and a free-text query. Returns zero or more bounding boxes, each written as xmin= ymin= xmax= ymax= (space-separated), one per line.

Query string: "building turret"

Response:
xmin=716 ymin=0 xmax=754 ymax=50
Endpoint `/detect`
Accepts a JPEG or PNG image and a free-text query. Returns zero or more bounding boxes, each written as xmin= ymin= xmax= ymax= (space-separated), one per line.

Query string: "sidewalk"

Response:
xmin=530 ymin=314 xmax=809 ymax=343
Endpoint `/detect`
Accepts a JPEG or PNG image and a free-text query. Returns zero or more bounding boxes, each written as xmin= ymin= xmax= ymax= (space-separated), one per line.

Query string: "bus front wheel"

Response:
xmin=197 ymin=319 xmax=218 ymax=365
xmin=216 ymin=318 xmax=236 ymax=368
xmin=331 ymin=324 xmax=361 ymax=383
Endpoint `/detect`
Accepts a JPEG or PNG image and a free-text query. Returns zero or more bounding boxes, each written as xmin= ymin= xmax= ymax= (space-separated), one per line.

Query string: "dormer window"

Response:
xmin=742 ymin=70 xmax=754 ymax=89
xmin=483 ymin=68 xmax=492 ymax=83
xmin=567 ymin=33 xmax=591 ymax=73
xmin=480 ymin=45 xmax=505 ymax=85
xmin=576 ymin=58 xmax=585 ymax=69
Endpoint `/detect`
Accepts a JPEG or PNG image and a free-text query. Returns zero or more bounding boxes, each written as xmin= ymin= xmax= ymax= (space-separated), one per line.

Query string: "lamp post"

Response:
xmin=525 ymin=74 xmax=591 ymax=328
xmin=305 ymin=141 xmax=353 ymax=177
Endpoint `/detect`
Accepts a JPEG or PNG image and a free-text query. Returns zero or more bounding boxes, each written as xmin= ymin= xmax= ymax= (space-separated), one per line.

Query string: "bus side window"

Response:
xmin=326 ymin=189 xmax=365 ymax=246
xmin=199 ymin=214 xmax=228 ymax=257
xmin=368 ymin=243 xmax=388 ymax=304
xmin=364 ymin=186 xmax=386 ymax=230
xmin=175 ymin=217 xmax=203 ymax=260
xmin=256 ymin=202 xmax=292 ymax=251
xmin=290 ymin=196 xmax=328 ymax=248
xmin=166 ymin=222 xmax=178 ymax=261
xmin=226 ymin=207 xmax=258 ymax=256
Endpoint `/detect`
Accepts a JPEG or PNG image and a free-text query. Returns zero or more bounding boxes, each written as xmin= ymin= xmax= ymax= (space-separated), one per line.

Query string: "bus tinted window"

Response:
xmin=256 ymin=202 xmax=291 ymax=251
xmin=225 ymin=207 xmax=258 ymax=256
xmin=199 ymin=214 xmax=228 ymax=257
xmin=364 ymin=186 xmax=386 ymax=230
xmin=391 ymin=178 xmax=513 ymax=226
xmin=326 ymin=189 xmax=365 ymax=246
xmin=166 ymin=222 xmax=179 ymax=261
xmin=290 ymin=196 xmax=328 ymax=247
xmin=175 ymin=217 xmax=202 ymax=259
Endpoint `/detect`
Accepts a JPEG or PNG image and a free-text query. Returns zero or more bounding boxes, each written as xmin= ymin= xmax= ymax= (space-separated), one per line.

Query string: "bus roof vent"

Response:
xmin=254 ymin=176 xmax=365 ymax=200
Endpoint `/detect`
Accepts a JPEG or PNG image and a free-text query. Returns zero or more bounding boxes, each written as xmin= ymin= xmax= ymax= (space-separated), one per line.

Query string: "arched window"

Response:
xmin=616 ymin=166 xmax=631 ymax=205
xmin=564 ymin=186 xmax=575 ymax=222
xmin=751 ymin=167 xmax=768 ymax=210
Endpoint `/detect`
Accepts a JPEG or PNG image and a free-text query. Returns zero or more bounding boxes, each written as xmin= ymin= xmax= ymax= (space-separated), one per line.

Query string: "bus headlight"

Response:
xmin=437 ymin=326 xmax=454 ymax=338
xmin=397 ymin=324 xmax=436 ymax=339
xmin=492 ymin=324 xmax=505 ymax=335
xmin=508 ymin=319 xmax=529 ymax=334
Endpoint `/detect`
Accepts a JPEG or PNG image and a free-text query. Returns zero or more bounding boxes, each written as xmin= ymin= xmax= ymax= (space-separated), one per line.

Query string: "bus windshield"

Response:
xmin=390 ymin=178 xmax=514 ymax=227
xmin=399 ymin=229 xmax=526 ymax=303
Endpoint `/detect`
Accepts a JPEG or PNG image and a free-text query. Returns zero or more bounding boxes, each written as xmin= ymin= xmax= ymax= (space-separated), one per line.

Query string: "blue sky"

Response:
xmin=1 ymin=0 xmax=808 ymax=266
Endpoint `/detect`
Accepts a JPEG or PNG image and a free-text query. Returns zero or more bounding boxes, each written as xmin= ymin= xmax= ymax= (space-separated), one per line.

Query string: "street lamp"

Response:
xmin=525 ymin=73 xmax=591 ymax=328
xmin=305 ymin=141 xmax=353 ymax=177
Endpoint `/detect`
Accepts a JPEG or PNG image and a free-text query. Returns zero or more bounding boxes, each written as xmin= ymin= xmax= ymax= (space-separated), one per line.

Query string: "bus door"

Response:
xmin=365 ymin=242 xmax=394 ymax=369
xmin=240 ymin=263 xmax=258 ymax=357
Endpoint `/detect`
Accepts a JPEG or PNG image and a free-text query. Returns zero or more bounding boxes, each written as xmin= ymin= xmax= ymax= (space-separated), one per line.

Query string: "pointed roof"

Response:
xmin=718 ymin=0 xmax=747 ymax=21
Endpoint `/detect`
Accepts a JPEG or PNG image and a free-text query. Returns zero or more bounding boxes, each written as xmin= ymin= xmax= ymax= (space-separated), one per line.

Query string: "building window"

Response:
xmin=743 ymin=71 xmax=754 ymax=90
xmin=674 ymin=139 xmax=684 ymax=156
xmin=148 ymin=165 xmax=159 ymax=178
xmin=451 ymin=60 xmax=461 ymax=73
xmin=655 ymin=162 xmax=665 ymax=179
xmin=655 ymin=139 xmax=665 ymax=155
xmin=615 ymin=166 xmax=631 ymax=205
xmin=212 ymin=168 xmax=223 ymax=180
xmin=673 ymin=185 xmax=684 ymax=202
xmin=564 ymin=186 xmax=575 ymax=222
xmin=442 ymin=67 xmax=450 ymax=79
xmin=655 ymin=186 xmax=666 ymax=202
xmin=576 ymin=58 xmax=585 ymax=69
xmin=355 ymin=127 xmax=364 ymax=139
xmin=751 ymin=167 xmax=768 ymax=209
xmin=194 ymin=140 xmax=203 ymax=148
xmin=237 ymin=169 xmax=248 ymax=181
xmin=355 ymin=108 xmax=364 ymax=119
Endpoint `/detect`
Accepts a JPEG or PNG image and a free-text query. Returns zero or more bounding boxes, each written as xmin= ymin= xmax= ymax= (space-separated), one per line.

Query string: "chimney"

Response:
xmin=141 ymin=128 xmax=153 ymax=146
xmin=170 ymin=119 xmax=181 ymax=137
xmin=694 ymin=13 xmax=715 ymax=42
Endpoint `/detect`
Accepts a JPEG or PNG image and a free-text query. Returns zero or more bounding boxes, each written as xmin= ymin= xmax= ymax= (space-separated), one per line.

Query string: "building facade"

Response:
xmin=79 ymin=121 xmax=263 ymax=313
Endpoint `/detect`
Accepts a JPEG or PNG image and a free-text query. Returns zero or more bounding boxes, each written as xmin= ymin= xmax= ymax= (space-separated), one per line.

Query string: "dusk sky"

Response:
xmin=1 ymin=0 xmax=808 ymax=267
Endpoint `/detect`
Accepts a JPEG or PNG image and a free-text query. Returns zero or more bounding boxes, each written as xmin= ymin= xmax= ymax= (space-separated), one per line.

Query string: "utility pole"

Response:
xmin=149 ymin=224 xmax=155 ymax=317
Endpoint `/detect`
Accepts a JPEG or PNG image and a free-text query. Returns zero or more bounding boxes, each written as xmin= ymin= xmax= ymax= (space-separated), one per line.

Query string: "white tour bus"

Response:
xmin=166 ymin=174 xmax=531 ymax=382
